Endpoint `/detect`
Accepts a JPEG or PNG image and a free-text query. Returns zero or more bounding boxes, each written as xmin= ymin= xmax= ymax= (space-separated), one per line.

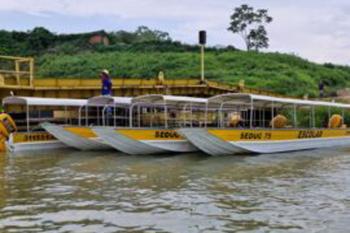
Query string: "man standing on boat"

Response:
xmin=100 ymin=69 xmax=112 ymax=96
xmin=100 ymin=69 xmax=113 ymax=123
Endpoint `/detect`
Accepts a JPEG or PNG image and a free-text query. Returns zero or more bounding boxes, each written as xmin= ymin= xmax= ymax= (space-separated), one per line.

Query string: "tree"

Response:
xmin=135 ymin=26 xmax=171 ymax=42
xmin=0 ymin=30 xmax=14 ymax=54
xmin=28 ymin=27 xmax=55 ymax=51
xmin=111 ymin=30 xmax=138 ymax=44
xmin=228 ymin=4 xmax=272 ymax=51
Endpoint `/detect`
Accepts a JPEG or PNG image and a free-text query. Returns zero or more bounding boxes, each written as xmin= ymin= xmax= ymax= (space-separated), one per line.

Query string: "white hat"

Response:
xmin=101 ymin=69 xmax=109 ymax=75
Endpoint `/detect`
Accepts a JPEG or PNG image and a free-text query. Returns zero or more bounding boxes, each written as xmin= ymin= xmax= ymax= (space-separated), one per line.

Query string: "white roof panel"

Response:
xmin=208 ymin=93 xmax=350 ymax=109
xmin=87 ymin=96 xmax=132 ymax=106
xmin=132 ymin=94 xmax=207 ymax=105
xmin=3 ymin=96 xmax=87 ymax=107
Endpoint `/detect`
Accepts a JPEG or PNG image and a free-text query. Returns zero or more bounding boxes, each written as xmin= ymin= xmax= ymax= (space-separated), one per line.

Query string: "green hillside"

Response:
xmin=1 ymin=26 xmax=350 ymax=97
xmin=36 ymin=50 xmax=350 ymax=98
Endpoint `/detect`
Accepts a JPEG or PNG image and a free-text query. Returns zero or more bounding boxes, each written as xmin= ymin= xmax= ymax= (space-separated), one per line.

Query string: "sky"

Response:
xmin=1 ymin=0 xmax=350 ymax=65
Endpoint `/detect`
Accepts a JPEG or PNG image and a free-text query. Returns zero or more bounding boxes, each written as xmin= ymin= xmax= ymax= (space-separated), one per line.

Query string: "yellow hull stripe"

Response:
xmin=13 ymin=132 xmax=56 ymax=143
xmin=64 ymin=127 xmax=97 ymax=138
xmin=208 ymin=129 xmax=350 ymax=141
xmin=15 ymin=128 xmax=349 ymax=144
xmin=116 ymin=129 xmax=184 ymax=141
xmin=116 ymin=128 xmax=350 ymax=141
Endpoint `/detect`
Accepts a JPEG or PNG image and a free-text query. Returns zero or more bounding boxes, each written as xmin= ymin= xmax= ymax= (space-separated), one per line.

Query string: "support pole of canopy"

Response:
xmin=219 ymin=103 xmax=225 ymax=128
xmin=190 ymin=102 xmax=193 ymax=128
xmin=182 ymin=104 xmax=187 ymax=127
xmin=102 ymin=105 xmax=107 ymax=126
xmin=64 ymin=106 xmax=67 ymax=125
xmin=164 ymin=100 xmax=168 ymax=129
xmin=129 ymin=103 xmax=135 ymax=128
xmin=271 ymin=102 xmax=274 ymax=129
xmin=250 ymin=99 xmax=254 ymax=129
xmin=26 ymin=104 xmax=30 ymax=133
xmin=97 ymin=106 xmax=100 ymax=126
xmin=312 ymin=106 xmax=315 ymax=128
xmin=78 ymin=106 xmax=83 ymax=126
xmin=263 ymin=105 xmax=266 ymax=128
xmin=85 ymin=105 xmax=88 ymax=126
xmin=113 ymin=105 xmax=117 ymax=127
xmin=293 ymin=104 xmax=297 ymax=128
xmin=204 ymin=102 xmax=208 ymax=128
xmin=260 ymin=107 xmax=263 ymax=128
xmin=137 ymin=105 xmax=141 ymax=128
xmin=309 ymin=106 xmax=312 ymax=128
xmin=150 ymin=107 xmax=154 ymax=127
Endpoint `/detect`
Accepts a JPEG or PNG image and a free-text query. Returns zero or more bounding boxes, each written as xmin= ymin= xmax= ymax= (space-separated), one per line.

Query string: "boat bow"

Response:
xmin=178 ymin=128 xmax=249 ymax=156
xmin=41 ymin=123 xmax=110 ymax=151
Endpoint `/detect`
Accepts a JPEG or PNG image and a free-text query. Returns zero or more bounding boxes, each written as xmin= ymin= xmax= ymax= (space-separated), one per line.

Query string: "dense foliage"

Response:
xmin=36 ymin=50 xmax=350 ymax=97
xmin=1 ymin=27 xmax=350 ymax=97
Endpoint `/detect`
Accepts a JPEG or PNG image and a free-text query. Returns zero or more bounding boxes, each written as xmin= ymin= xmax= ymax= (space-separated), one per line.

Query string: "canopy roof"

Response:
xmin=208 ymin=93 xmax=350 ymax=109
xmin=132 ymin=94 xmax=207 ymax=105
xmin=3 ymin=96 xmax=87 ymax=107
xmin=87 ymin=96 xmax=132 ymax=106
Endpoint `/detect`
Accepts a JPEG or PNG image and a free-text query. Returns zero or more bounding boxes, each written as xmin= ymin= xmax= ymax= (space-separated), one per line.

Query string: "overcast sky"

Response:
xmin=1 ymin=0 xmax=350 ymax=65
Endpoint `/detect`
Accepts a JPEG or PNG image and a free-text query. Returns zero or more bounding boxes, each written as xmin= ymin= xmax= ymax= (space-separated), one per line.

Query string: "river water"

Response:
xmin=0 ymin=149 xmax=350 ymax=232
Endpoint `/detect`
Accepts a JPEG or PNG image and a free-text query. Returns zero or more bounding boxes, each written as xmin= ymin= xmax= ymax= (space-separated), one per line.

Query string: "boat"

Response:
xmin=41 ymin=96 xmax=132 ymax=150
xmin=1 ymin=96 xmax=87 ymax=152
xmin=178 ymin=93 xmax=350 ymax=156
xmin=93 ymin=95 xmax=208 ymax=155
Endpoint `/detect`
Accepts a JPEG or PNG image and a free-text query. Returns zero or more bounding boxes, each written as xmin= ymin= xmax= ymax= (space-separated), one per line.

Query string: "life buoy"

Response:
xmin=270 ymin=114 xmax=287 ymax=128
xmin=0 ymin=113 xmax=17 ymax=152
xmin=328 ymin=114 xmax=343 ymax=128
xmin=228 ymin=112 xmax=241 ymax=127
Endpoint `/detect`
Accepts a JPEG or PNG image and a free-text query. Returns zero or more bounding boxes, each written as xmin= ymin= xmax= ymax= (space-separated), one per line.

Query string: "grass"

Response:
xmin=35 ymin=50 xmax=350 ymax=97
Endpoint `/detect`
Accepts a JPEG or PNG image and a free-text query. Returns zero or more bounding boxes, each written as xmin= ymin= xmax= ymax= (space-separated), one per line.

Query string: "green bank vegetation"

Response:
xmin=1 ymin=26 xmax=350 ymax=97
xmin=36 ymin=50 xmax=350 ymax=98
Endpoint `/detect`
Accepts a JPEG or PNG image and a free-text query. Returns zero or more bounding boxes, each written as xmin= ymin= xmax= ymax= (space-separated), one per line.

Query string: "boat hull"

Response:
xmin=93 ymin=127 xmax=198 ymax=155
xmin=6 ymin=132 xmax=68 ymax=153
xmin=178 ymin=128 xmax=350 ymax=156
xmin=41 ymin=123 xmax=110 ymax=151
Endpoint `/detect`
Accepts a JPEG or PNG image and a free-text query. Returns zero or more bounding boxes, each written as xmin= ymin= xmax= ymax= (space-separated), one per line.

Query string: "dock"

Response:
xmin=0 ymin=55 xmax=282 ymax=100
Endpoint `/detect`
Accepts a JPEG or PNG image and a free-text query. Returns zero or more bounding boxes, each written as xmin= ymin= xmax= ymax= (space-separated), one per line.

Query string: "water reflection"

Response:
xmin=0 ymin=148 xmax=350 ymax=232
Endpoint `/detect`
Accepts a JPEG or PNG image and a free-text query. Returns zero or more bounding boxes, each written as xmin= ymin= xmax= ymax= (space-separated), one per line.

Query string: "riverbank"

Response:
xmin=36 ymin=50 xmax=350 ymax=98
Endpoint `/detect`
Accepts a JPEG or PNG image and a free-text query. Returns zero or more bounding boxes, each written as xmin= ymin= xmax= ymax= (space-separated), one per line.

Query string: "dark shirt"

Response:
xmin=101 ymin=77 xmax=112 ymax=95
xmin=319 ymin=82 xmax=324 ymax=91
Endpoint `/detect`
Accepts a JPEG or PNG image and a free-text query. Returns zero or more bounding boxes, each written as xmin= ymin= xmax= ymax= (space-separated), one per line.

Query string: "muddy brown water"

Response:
xmin=0 ymin=149 xmax=350 ymax=232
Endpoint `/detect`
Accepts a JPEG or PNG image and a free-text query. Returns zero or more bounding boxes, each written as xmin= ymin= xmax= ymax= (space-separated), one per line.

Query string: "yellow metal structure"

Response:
xmin=0 ymin=55 xmax=284 ymax=101
xmin=0 ymin=55 xmax=34 ymax=87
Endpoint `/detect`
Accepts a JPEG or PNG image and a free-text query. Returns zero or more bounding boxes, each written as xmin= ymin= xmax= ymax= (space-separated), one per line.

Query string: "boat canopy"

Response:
xmin=87 ymin=96 xmax=132 ymax=106
xmin=3 ymin=96 xmax=87 ymax=107
xmin=132 ymin=94 xmax=207 ymax=105
xmin=208 ymin=93 xmax=350 ymax=109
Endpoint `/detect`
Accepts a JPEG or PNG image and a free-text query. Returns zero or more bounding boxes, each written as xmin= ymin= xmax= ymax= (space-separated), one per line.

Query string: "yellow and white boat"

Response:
xmin=93 ymin=95 xmax=208 ymax=155
xmin=1 ymin=96 xmax=87 ymax=153
xmin=178 ymin=93 xmax=350 ymax=155
xmin=41 ymin=96 xmax=132 ymax=150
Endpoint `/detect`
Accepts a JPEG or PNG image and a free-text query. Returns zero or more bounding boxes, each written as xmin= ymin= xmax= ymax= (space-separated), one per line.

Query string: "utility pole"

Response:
xmin=199 ymin=30 xmax=206 ymax=83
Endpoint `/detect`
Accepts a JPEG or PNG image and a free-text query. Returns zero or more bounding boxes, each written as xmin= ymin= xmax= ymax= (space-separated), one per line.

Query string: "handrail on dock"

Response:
xmin=0 ymin=55 xmax=290 ymax=99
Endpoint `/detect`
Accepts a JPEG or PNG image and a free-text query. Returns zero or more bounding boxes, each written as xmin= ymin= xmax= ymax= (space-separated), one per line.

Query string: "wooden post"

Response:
xmin=15 ymin=60 xmax=20 ymax=85
xmin=29 ymin=58 xmax=34 ymax=87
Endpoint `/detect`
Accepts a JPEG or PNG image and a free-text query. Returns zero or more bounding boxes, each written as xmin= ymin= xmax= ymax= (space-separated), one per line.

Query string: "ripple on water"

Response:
xmin=1 ymin=149 xmax=350 ymax=232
